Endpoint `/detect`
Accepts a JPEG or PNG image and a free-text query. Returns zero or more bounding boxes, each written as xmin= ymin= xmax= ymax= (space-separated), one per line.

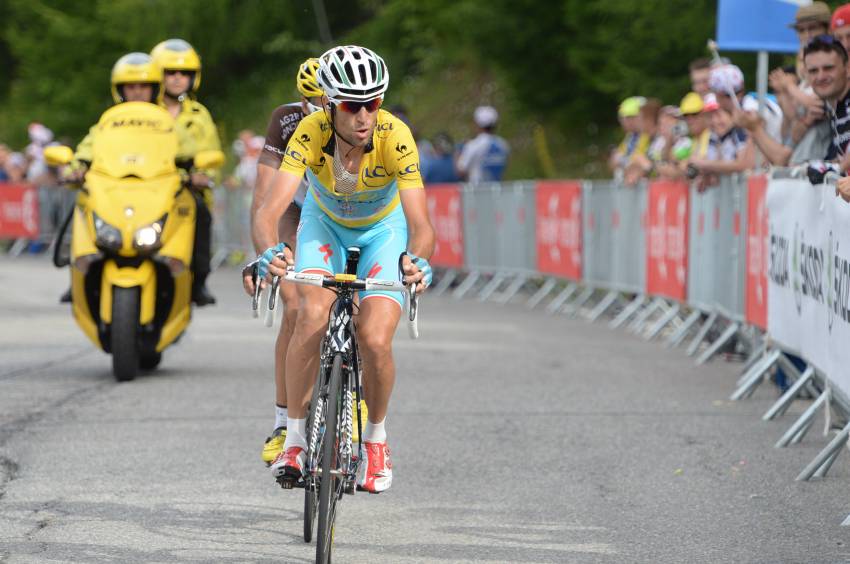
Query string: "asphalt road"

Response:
xmin=1 ymin=257 xmax=849 ymax=563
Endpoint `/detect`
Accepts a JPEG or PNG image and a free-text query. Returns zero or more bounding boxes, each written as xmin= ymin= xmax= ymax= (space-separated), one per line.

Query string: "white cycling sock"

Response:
xmin=274 ymin=405 xmax=288 ymax=430
xmin=283 ymin=417 xmax=307 ymax=450
xmin=363 ymin=417 xmax=387 ymax=443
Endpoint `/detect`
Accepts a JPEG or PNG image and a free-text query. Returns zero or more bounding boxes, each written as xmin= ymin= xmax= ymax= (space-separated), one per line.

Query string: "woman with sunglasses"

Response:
xmin=247 ymin=45 xmax=434 ymax=493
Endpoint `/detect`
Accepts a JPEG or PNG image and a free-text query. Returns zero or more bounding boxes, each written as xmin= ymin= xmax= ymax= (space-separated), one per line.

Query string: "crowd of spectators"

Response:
xmin=609 ymin=2 xmax=850 ymax=199
xmin=0 ymin=122 xmax=60 ymax=185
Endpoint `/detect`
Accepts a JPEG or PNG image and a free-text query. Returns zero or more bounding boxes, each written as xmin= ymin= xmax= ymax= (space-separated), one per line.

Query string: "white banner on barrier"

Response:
xmin=767 ymin=178 xmax=850 ymax=397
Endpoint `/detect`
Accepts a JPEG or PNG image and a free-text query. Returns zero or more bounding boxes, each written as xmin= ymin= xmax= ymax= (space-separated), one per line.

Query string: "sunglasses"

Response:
xmin=164 ymin=69 xmax=193 ymax=76
xmin=336 ymin=98 xmax=382 ymax=114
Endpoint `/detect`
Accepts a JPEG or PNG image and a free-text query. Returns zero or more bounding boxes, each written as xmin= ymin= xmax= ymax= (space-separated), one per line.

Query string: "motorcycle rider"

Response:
xmin=151 ymin=38 xmax=222 ymax=306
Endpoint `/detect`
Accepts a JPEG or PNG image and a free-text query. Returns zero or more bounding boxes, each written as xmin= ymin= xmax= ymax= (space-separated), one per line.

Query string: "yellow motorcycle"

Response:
xmin=45 ymin=101 xmax=223 ymax=382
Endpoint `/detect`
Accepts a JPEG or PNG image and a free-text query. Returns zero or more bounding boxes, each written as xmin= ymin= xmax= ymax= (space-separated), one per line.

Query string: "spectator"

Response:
xmin=608 ymin=96 xmax=648 ymax=174
xmin=689 ymin=58 xmax=712 ymax=97
xmin=658 ymin=92 xmax=710 ymax=179
xmin=737 ymin=70 xmax=830 ymax=166
xmin=790 ymin=2 xmax=832 ymax=70
xmin=624 ymin=98 xmax=663 ymax=184
xmin=422 ymin=132 xmax=459 ymax=184
xmin=0 ymin=144 xmax=10 ymax=182
xmin=233 ymin=135 xmax=264 ymax=190
xmin=803 ymin=35 xmax=850 ymax=169
xmin=457 ymin=105 xmax=510 ymax=183
xmin=5 ymin=152 xmax=27 ymax=183
xmin=709 ymin=63 xmax=784 ymax=144
xmin=831 ymin=4 xmax=850 ymax=53
xmin=692 ymin=94 xmax=755 ymax=174
xmin=25 ymin=122 xmax=55 ymax=185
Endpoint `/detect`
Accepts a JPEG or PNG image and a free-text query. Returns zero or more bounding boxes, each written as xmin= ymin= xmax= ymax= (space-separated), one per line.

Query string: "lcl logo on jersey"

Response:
xmin=285 ymin=146 xmax=306 ymax=165
xmin=362 ymin=165 xmax=389 ymax=187
xmin=400 ymin=163 xmax=420 ymax=176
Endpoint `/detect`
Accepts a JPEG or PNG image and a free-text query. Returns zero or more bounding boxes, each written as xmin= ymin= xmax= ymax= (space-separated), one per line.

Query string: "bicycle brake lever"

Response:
xmin=251 ymin=265 xmax=262 ymax=319
xmin=269 ymin=275 xmax=280 ymax=311
xmin=408 ymin=283 xmax=418 ymax=322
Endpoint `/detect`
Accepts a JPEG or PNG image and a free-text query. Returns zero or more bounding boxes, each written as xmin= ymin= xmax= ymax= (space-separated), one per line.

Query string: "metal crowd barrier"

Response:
xmin=0 ymin=183 xmax=75 ymax=256
xmin=426 ymin=173 xmax=850 ymax=521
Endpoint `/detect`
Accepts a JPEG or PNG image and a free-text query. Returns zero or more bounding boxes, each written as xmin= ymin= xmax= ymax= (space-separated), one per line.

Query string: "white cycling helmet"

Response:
xmin=317 ymin=45 xmax=389 ymax=103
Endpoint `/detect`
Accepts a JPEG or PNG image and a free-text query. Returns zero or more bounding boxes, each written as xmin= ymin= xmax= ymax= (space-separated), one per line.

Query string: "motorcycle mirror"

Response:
xmin=193 ymin=150 xmax=225 ymax=170
xmin=43 ymin=146 xmax=74 ymax=167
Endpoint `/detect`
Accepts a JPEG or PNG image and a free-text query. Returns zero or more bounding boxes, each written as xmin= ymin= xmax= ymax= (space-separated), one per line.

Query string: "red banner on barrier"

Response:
xmin=535 ymin=180 xmax=582 ymax=280
xmin=425 ymin=184 xmax=464 ymax=268
xmin=745 ymin=175 xmax=768 ymax=330
xmin=0 ymin=183 xmax=39 ymax=238
xmin=646 ymin=180 xmax=689 ymax=301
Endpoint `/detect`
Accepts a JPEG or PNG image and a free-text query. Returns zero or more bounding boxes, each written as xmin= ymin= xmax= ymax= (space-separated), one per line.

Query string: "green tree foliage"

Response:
xmin=0 ymin=0 xmax=763 ymax=176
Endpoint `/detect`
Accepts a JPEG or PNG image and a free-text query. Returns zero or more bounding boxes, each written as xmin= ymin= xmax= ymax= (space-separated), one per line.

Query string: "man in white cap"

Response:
xmin=457 ymin=105 xmax=510 ymax=183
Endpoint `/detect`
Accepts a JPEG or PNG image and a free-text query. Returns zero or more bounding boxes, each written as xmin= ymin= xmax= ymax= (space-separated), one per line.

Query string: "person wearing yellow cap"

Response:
xmin=151 ymin=38 xmax=222 ymax=306
xmin=609 ymin=96 xmax=650 ymax=174
xmin=655 ymin=92 xmax=712 ymax=179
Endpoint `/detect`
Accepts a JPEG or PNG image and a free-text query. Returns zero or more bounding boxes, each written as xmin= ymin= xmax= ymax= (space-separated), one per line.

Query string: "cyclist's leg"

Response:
xmin=262 ymin=203 xmax=302 ymax=464
xmin=285 ymin=213 xmax=344 ymax=428
xmin=355 ymin=208 xmax=407 ymax=425
xmin=274 ymin=203 xmax=302 ymax=408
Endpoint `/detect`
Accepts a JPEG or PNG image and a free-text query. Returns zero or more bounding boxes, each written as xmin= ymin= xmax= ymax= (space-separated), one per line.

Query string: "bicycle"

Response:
xmin=253 ymin=246 xmax=419 ymax=564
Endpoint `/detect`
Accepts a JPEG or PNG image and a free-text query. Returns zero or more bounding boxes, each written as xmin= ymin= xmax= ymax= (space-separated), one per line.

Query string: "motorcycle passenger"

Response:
xmin=151 ymin=38 xmax=222 ymax=306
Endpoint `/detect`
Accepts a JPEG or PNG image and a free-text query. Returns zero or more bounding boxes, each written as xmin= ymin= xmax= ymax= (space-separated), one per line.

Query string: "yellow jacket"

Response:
xmin=170 ymin=98 xmax=221 ymax=181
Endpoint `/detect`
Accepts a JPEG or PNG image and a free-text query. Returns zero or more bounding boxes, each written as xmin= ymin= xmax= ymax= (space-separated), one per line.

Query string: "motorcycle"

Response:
xmin=45 ymin=101 xmax=224 ymax=382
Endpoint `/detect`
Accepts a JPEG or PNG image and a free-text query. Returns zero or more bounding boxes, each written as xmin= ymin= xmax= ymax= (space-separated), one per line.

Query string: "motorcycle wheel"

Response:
xmin=112 ymin=287 xmax=140 ymax=382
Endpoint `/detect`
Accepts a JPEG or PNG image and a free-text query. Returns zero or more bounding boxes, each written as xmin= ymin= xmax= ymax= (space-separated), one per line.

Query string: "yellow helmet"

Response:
xmin=296 ymin=58 xmax=323 ymax=98
xmin=150 ymin=38 xmax=202 ymax=92
xmin=110 ymin=53 xmax=163 ymax=104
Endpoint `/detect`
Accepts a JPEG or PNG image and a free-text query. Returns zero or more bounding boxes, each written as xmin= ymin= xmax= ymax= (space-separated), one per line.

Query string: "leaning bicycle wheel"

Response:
xmin=316 ymin=353 xmax=344 ymax=564
xmin=303 ymin=353 xmax=326 ymax=543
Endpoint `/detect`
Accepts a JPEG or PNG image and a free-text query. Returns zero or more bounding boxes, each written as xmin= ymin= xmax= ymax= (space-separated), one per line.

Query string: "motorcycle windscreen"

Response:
xmin=90 ymin=101 xmax=179 ymax=180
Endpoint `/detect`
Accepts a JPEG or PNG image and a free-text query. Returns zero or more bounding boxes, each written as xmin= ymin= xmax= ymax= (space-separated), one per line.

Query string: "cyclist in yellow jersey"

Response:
xmin=245 ymin=45 xmax=434 ymax=493
xmin=151 ymin=38 xmax=222 ymax=306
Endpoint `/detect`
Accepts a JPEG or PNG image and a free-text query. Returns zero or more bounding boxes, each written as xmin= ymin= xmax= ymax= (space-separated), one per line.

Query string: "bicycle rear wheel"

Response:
xmin=316 ymin=353 xmax=343 ymax=564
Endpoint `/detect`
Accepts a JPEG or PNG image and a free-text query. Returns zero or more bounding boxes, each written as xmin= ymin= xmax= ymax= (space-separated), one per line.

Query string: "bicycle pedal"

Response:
xmin=276 ymin=475 xmax=304 ymax=490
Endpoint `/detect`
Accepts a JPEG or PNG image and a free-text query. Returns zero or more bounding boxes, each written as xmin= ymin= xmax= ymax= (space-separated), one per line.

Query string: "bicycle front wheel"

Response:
xmin=316 ymin=353 xmax=343 ymax=564
xmin=303 ymin=355 xmax=324 ymax=544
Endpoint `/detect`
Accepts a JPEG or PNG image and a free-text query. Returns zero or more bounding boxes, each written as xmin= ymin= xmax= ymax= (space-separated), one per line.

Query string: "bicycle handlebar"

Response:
xmin=283 ymin=271 xmax=407 ymax=292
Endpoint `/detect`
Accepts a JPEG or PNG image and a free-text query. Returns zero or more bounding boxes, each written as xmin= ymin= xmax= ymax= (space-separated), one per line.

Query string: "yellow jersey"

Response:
xmin=279 ymin=109 xmax=423 ymax=228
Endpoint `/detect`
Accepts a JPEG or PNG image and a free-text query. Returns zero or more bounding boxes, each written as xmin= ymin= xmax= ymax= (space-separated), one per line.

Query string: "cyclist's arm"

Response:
xmin=399 ymin=188 xmax=435 ymax=260
xmin=252 ymin=164 xmax=278 ymax=253
xmin=252 ymin=105 xmax=300 ymax=252
xmin=254 ymin=169 xmax=301 ymax=255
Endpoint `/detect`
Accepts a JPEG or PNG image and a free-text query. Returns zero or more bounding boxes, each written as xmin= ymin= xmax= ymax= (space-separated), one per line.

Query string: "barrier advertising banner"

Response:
xmin=0 ymin=183 xmax=39 ymax=238
xmin=746 ymin=175 xmax=768 ymax=329
xmin=767 ymin=178 xmax=850 ymax=397
xmin=425 ymin=184 xmax=465 ymax=268
xmin=535 ymin=180 xmax=582 ymax=280
xmin=646 ymin=180 xmax=689 ymax=301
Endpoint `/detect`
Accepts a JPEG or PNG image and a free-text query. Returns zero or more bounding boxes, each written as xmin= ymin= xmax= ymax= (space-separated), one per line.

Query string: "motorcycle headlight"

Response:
xmin=134 ymin=214 xmax=167 ymax=251
xmin=93 ymin=213 xmax=122 ymax=251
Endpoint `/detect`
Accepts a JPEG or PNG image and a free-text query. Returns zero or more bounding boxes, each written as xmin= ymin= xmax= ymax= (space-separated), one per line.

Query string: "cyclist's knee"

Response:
xmin=359 ymin=329 xmax=393 ymax=359
xmin=297 ymin=299 xmax=329 ymax=327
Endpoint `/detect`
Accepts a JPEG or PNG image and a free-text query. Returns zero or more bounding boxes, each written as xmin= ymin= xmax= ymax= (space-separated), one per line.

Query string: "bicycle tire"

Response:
xmin=303 ymin=354 xmax=325 ymax=543
xmin=316 ymin=353 xmax=343 ymax=564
